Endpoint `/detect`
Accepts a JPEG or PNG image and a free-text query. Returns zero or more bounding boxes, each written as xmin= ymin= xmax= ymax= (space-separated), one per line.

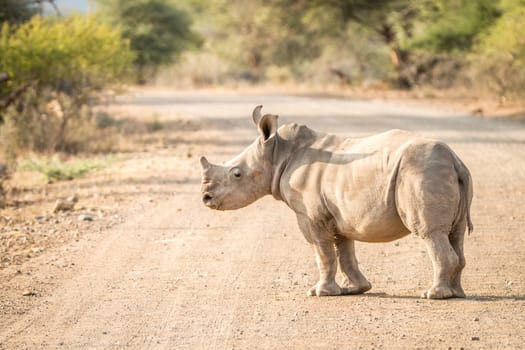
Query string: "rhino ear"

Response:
xmin=199 ymin=156 xmax=210 ymax=170
xmin=252 ymin=105 xmax=263 ymax=125
xmin=258 ymin=114 xmax=279 ymax=142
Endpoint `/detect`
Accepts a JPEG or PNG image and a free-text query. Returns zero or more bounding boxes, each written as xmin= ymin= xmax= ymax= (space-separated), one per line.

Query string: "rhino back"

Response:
xmin=280 ymin=129 xmax=417 ymax=242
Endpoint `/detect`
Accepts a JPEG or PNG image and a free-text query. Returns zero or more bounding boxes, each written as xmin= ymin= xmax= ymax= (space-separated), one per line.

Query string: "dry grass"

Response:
xmin=0 ymin=107 xmax=202 ymax=269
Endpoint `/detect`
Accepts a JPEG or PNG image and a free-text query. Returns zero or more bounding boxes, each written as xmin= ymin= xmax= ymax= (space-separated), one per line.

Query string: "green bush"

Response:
xmin=0 ymin=15 xmax=133 ymax=93
xmin=146 ymin=119 xmax=164 ymax=133
xmin=0 ymin=15 xmax=133 ymax=156
xmin=469 ymin=0 xmax=525 ymax=100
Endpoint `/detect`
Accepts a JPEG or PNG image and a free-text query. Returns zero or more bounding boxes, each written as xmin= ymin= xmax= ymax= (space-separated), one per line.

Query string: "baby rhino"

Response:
xmin=200 ymin=106 xmax=473 ymax=299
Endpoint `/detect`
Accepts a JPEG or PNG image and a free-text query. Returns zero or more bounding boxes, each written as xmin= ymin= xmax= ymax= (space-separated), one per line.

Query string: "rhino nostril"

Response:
xmin=202 ymin=193 xmax=213 ymax=202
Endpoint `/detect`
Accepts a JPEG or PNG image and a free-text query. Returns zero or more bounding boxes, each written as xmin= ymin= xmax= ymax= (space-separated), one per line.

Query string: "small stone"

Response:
xmin=22 ymin=290 xmax=36 ymax=296
xmin=53 ymin=195 xmax=78 ymax=213
xmin=471 ymin=336 xmax=480 ymax=341
xmin=474 ymin=317 xmax=479 ymax=322
xmin=78 ymin=214 xmax=94 ymax=222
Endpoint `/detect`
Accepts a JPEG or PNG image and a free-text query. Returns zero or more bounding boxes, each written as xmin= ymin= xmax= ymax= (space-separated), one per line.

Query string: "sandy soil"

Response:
xmin=1 ymin=90 xmax=524 ymax=349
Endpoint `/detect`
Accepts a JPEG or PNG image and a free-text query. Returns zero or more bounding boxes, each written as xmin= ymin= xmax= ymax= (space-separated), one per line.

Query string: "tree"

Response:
xmin=0 ymin=0 xmax=38 ymax=24
xmin=265 ymin=0 xmax=507 ymax=89
xmin=0 ymin=0 xmax=63 ymax=24
xmin=108 ymin=0 xmax=524 ymax=96
xmin=180 ymin=0 xmax=339 ymax=81
xmin=265 ymin=0 xmax=416 ymax=87
xmin=97 ymin=0 xmax=201 ymax=83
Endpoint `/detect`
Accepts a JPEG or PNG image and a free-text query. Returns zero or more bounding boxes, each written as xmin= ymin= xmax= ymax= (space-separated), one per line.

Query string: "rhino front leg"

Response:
xmin=334 ymin=235 xmax=372 ymax=295
xmin=307 ymin=241 xmax=343 ymax=296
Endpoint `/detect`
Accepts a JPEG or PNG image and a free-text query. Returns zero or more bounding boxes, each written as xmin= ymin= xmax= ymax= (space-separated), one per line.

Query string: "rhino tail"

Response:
xmin=453 ymin=154 xmax=474 ymax=235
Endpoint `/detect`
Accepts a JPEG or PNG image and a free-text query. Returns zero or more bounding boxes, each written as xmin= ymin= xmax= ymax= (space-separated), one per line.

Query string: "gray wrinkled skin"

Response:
xmin=200 ymin=106 xmax=473 ymax=299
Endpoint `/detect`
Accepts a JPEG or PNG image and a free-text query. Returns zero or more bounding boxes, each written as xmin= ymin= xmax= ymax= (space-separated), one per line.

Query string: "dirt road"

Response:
xmin=1 ymin=90 xmax=524 ymax=349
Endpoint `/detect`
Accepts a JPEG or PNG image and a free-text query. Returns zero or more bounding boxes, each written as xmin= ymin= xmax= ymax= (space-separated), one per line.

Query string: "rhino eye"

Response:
xmin=231 ymin=167 xmax=242 ymax=179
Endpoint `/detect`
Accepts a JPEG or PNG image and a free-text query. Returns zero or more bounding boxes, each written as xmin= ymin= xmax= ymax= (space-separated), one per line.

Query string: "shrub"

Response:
xmin=265 ymin=65 xmax=294 ymax=84
xmin=146 ymin=119 xmax=164 ymax=133
xmin=18 ymin=154 xmax=115 ymax=182
xmin=154 ymin=51 xmax=230 ymax=87
xmin=468 ymin=0 xmax=525 ymax=101
xmin=0 ymin=15 xmax=133 ymax=155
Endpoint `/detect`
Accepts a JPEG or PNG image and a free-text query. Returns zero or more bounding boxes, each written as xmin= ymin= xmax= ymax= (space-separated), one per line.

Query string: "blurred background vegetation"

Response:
xmin=0 ymin=0 xmax=524 ymax=204
xmin=164 ymin=0 xmax=524 ymax=98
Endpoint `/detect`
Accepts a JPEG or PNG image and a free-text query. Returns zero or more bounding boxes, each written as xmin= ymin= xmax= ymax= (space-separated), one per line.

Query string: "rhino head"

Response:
xmin=200 ymin=105 xmax=279 ymax=210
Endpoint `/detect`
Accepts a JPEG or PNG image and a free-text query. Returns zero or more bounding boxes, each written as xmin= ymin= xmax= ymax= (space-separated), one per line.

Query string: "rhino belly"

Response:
xmin=325 ymin=185 xmax=411 ymax=243
xmin=337 ymin=210 xmax=411 ymax=242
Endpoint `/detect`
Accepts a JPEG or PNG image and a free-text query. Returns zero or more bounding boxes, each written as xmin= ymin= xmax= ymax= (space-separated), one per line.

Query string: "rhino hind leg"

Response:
xmin=334 ymin=235 xmax=372 ymax=295
xmin=422 ymin=232 xmax=464 ymax=299
xmin=307 ymin=241 xmax=343 ymax=296
xmin=448 ymin=219 xmax=467 ymax=297
xmin=395 ymin=148 xmax=465 ymax=299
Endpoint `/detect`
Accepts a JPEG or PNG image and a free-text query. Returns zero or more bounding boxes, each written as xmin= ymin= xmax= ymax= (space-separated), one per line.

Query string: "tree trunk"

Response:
xmin=136 ymin=64 xmax=147 ymax=85
xmin=377 ymin=23 xmax=412 ymax=89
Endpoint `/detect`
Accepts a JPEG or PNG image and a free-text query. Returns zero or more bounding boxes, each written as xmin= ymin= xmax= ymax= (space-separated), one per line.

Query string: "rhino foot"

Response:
xmin=421 ymin=285 xmax=466 ymax=299
xmin=341 ymin=281 xmax=372 ymax=295
xmin=452 ymin=285 xmax=466 ymax=298
xmin=307 ymin=280 xmax=342 ymax=297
